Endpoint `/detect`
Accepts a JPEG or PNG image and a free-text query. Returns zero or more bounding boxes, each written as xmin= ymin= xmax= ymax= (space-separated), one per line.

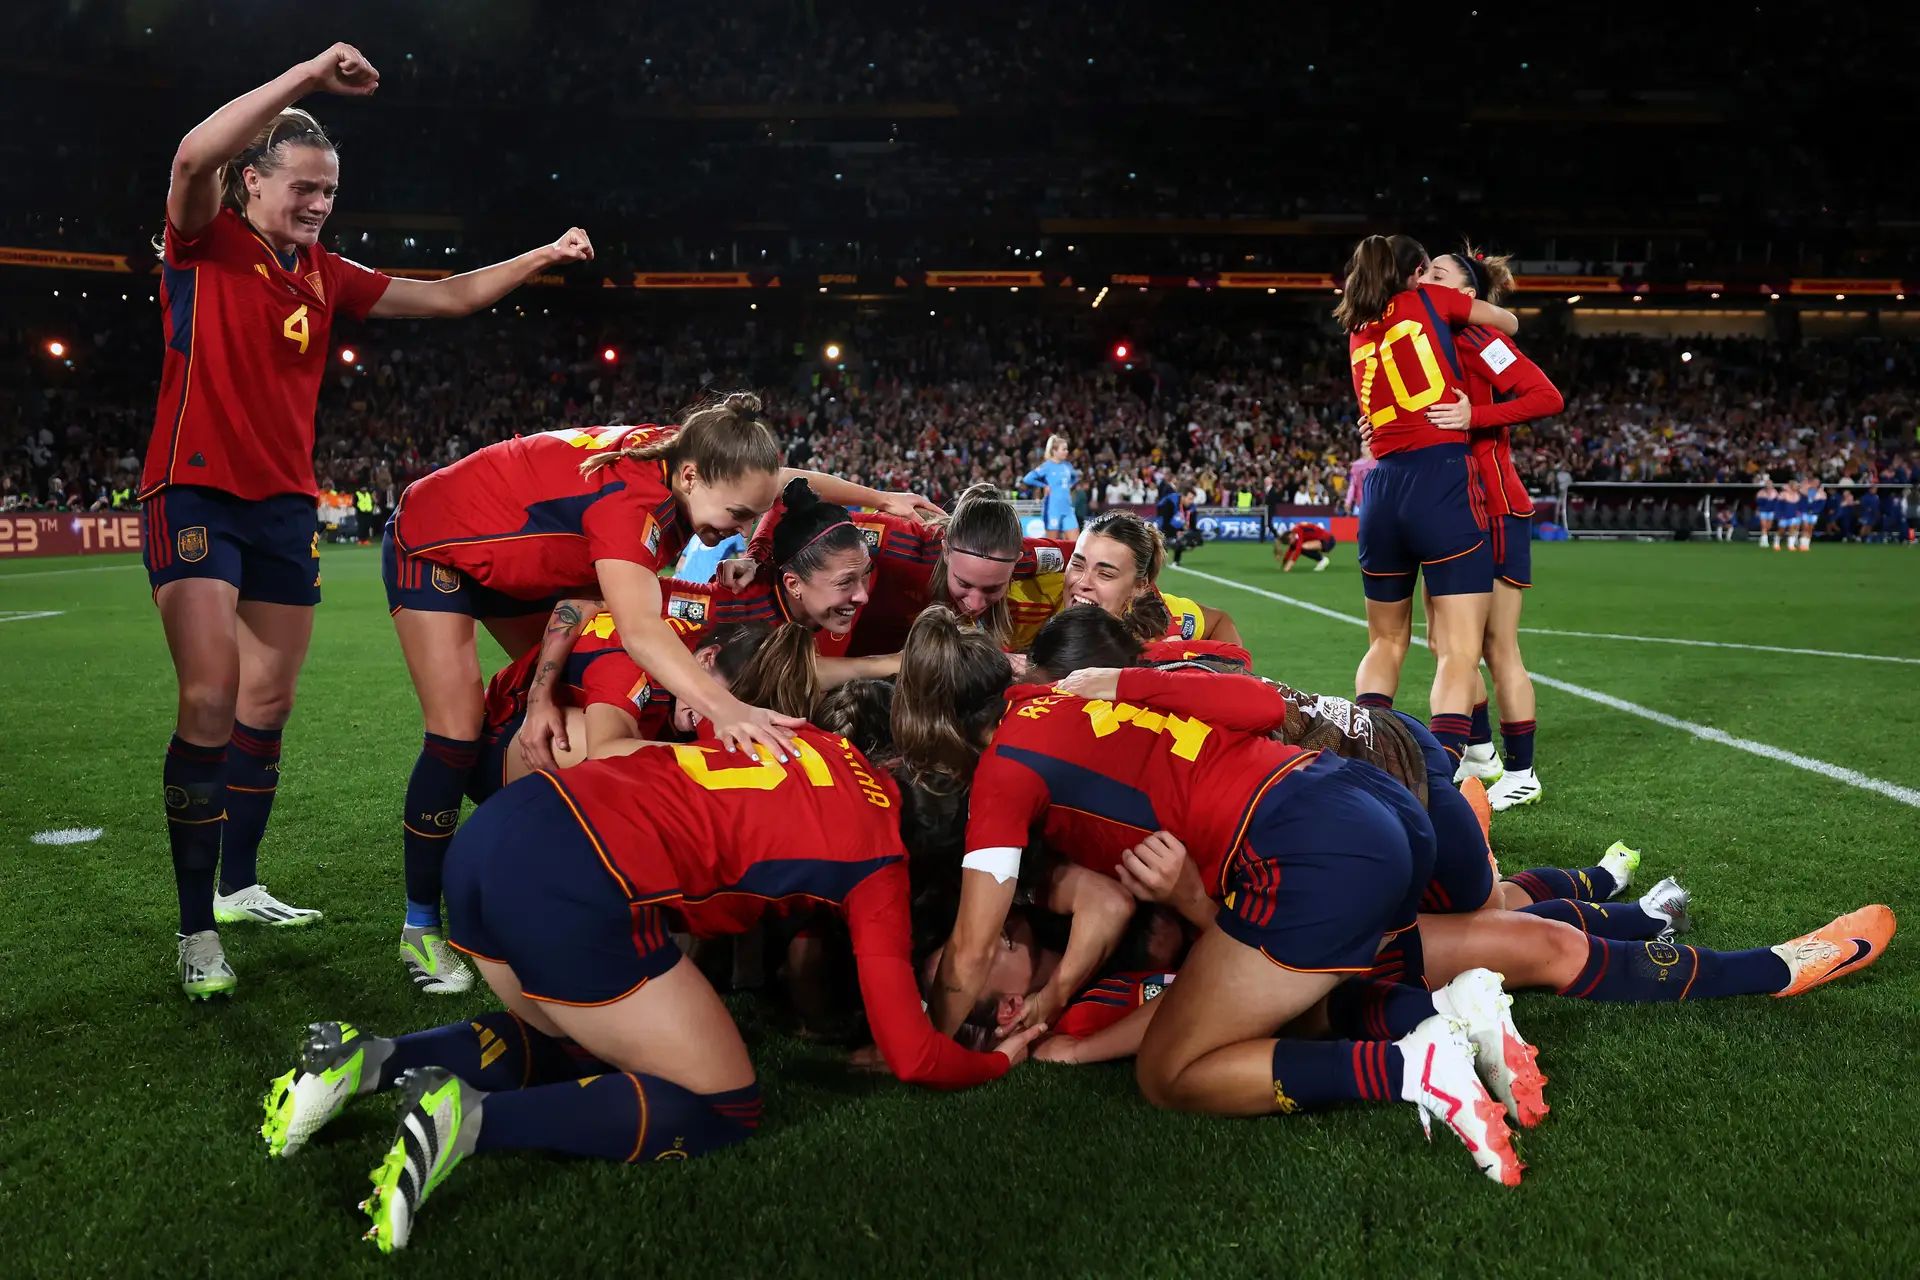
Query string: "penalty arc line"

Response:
xmin=1165 ymin=564 xmax=1920 ymax=810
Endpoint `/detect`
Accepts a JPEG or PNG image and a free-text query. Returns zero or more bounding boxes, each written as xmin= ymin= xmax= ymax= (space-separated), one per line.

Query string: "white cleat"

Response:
xmin=1486 ymin=766 xmax=1541 ymax=811
xmin=1452 ymin=741 xmax=1505 ymax=786
xmin=1638 ymin=876 xmax=1693 ymax=941
xmin=1597 ymin=840 xmax=1641 ymax=898
xmin=1432 ymin=969 xmax=1549 ymax=1129
xmin=178 ymin=929 xmax=238 ymax=1000
xmin=1398 ymin=1014 xmax=1524 ymax=1185
xmin=401 ymin=927 xmax=474 ymax=995
xmin=214 ymin=882 xmax=323 ymax=927
xmin=1313 ymin=554 xmax=1331 ymax=572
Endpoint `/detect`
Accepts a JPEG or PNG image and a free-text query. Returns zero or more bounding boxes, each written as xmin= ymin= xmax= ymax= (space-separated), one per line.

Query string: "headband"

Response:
xmin=1448 ymin=253 xmax=1490 ymax=300
xmin=780 ymin=507 xmax=856 ymax=566
xmin=235 ymin=128 xmax=327 ymax=171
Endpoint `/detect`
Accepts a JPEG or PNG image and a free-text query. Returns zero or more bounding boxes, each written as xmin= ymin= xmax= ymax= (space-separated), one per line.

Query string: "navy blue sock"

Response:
xmin=1325 ymin=979 xmax=1437 ymax=1040
xmin=1561 ymin=938 xmax=1790 ymax=1002
xmin=1521 ymin=897 xmax=1664 ymax=941
xmin=220 ymin=721 xmax=281 ymax=893
xmin=1469 ymin=700 xmax=1492 ymax=747
xmin=1356 ymin=692 xmax=1394 ymax=711
xmin=1270 ymin=1040 xmax=1403 ymax=1112
xmin=1504 ymin=864 xmax=1616 ymax=903
xmin=475 ymin=1074 xmax=762 ymax=1162
xmin=165 ymin=735 xmax=226 ymax=935
xmin=1500 ymin=719 xmax=1537 ymax=771
xmin=402 ymin=733 xmax=480 ymax=929
xmin=1428 ymin=713 xmax=1472 ymax=763
xmin=375 ymin=1012 xmax=606 ymax=1092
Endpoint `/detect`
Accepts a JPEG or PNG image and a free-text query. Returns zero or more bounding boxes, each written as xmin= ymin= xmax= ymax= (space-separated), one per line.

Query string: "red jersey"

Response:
xmin=1140 ymin=638 xmax=1254 ymax=670
xmin=1288 ymin=522 xmax=1333 ymax=545
xmin=703 ymin=564 xmax=865 ymax=659
xmin=1456 ymin=324 xmax=1561 ymax=518
xmin=392 ymin=425 xmax=687 ymax=599
xmin=964 ymin=669 xmax=1316 ymax=896
xmin=142 ymin=209 xmax=392 ymax=501
xmin=542 ymin=731 xmax=1007 ymax=1090
xmin=572 ymin=602 xmax=712 ymax=739
xmin=1347 ymin=284 xmax=1476 ymax=457
xmin=1053 ymin=971 xmax=1178 ymax=1040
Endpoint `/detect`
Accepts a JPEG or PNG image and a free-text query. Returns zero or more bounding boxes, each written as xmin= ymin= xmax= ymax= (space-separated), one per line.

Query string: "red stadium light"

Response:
xmin=602 ymin=347 xmax=617 ymax=363
xmin=45 ymin=340 xmax=66 ymax=357
xmin=1113 ymin=342 xmax=1129 ymax=359
xmin=339 ymin=348 xmax=356 ymax=364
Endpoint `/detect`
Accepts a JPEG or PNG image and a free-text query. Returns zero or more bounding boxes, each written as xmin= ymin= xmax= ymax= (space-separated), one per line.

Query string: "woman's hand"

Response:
xmin=546 ymin=227 xmax=594 ymax=264
xmin=709 ymin=697 xmax=804 ymax=760
xmin=515 ymin=699 xmax=569 ymax=774
xmin=875 ymin=492 xmax=944 ymax=524
xmin=1032 ymin=1034 xmax=1082 ymax=1065
xmin=1426 ymin=388 xmax=1473 ymax=432
xmin=1116 ymin=831 xmax=1193 ymax=905
xmin=1052 ymin=667 xmax=1121 ymax=702
xmin=715 ymin=557 xmax=760 ymax=592
xmin=304 ymin=43 xmax=380 ymax=95
xmin=1005 ymin=652 xmax=1031 ymax=678
xmin=993 ymin=1023 xmax=1049 ymax=1067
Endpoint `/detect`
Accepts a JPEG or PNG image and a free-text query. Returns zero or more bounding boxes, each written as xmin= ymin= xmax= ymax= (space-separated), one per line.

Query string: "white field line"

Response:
xmin=1401 ymin=620 xmax=1920 ymax=665
xmin=0 ymin=611 xmax=64 ymax=622
xmin=1166 ymin=564 xmax=1920 ymax=810
xmin=0 ymin=564 xmax=143 ymax=582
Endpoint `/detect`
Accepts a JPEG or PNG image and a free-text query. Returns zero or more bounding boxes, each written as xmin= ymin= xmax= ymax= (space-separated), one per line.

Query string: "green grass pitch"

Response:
xmin=2 ymin=540 xmax=1916 ymax=1277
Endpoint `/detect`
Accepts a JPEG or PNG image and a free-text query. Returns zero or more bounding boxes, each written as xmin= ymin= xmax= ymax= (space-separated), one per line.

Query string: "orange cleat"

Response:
xmin=1460 ymin=776 xmax=1494 ymax=845
xmin=1771 ymin=905 xmax=1896 ymax=997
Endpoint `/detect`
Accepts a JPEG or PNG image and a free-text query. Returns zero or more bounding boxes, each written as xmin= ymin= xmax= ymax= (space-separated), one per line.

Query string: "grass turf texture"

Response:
xmin=2 ymin=540 xmax=1916 ymax=1278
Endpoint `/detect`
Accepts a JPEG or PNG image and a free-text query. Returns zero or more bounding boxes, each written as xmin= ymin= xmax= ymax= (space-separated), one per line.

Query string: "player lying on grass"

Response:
xmin=895 ymin=606 xmax=1525 ymax=1184
xmin=260 ymin=626 xmax=1043 ymax=1253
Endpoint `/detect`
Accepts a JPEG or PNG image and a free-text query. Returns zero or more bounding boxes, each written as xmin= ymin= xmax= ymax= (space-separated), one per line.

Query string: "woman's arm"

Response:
xmin=1036 ymin=994 xmax=1164 ymax=1065
xmin=1012 ymin=862 xmax=1136 ymax=1034
xmin=1467 ymin=299 xmax=1519 ymax=337
xmin=596 ymin=558 xmax=804 ymax=759
xmin=783 ymin=468 xmax=942 ymax=524
xmin=928 ymin=868 xmax=1020 ymax=1035
xmin=1469 ymin=353 xmax=1565 ymax=429
xmin=1051 ymin=666 xmax=1291 ymax=736
xmin=517 ymin=597 xmax=601 ymax=773
xmin=817 ymin=653 xmax=901 ymax=689
xmin=169 ymin=44 xmax=379 ymax=239
xmin=1115 ymin=831 xmax=1217 ymax=931
xmin=1198 ymin=606 xmax=1242 ymax=646
xmin=370 ymin=229 xmax=593 ymax=319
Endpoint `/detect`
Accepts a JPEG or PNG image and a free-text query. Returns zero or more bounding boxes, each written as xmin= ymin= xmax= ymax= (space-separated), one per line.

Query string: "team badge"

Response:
xmin=644 ymin=519 xmax=662 ymax=560
xmin=431 ymin=808 xmax=461 ymax=831
xmin=667 ymin=594 xmax=708 ymax=626
xmin=176 ymin=526 xmax=209 ymax=563
xmin=431 ymin=565 xmax=461 ymax=594
xmin=1179 ymin=614 xmax=1197 ymax=640
xmin=1035 ymin=546 xmax=1065 ymax=575
xmin=855 ymin=521 xmax=884 ymax=550
xmin=164 ymin=785 xmax=188 ymax=810
xmin=305 ymin=271 xmax=325 ymax=305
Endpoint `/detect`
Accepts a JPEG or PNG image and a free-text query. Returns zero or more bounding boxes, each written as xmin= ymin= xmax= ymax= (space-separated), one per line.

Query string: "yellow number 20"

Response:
xmin=281 ymin=304 xmax=310 ymax=355
xmin=1080 ymin=700 xmax=1213 ymax=761
xmin=1351 ymin=319 xmax=1447 ymax=422
xmin=672 ymin=741 xmax=834 ymax=792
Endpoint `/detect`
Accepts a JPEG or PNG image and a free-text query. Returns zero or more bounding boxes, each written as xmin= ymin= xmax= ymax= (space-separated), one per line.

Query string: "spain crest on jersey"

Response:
xmin=176 ymin=526 xmax=208 ymax=563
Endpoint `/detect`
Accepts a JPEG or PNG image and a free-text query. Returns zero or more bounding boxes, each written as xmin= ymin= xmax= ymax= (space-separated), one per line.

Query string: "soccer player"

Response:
xmin=1278 ymin=520 xmax=1336 ymax=572
xmin=260 ymin=657 xmax=1041 ymax=1251
xmin=900 ymin=609 xmax=1522 ymax=1184
xmin=384 ymin=394 xmax=932 ymax=994
xmin=1420 ymin=248 xmax=1565 ymax=810
xmin=145 ymin=43 xmax=597 ymax=999
xmin=1755 ymin=475 xmax=1778 ymax=549
xmin=1022 ymin=433 xmax=1082 ymax=537
xmin=1051 ymin=510 xmax=1240 ymax=647
xmin=1337 ymin=235 xmax=1520 ymax=767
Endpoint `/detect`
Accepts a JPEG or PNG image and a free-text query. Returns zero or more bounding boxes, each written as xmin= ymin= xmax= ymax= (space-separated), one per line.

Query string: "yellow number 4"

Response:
xmin=582 ymin=612 xmax=618 ymax=640
xmin=672 ymin=740 xmax=834 ymax=792
xmin=282 ymin=304 xmax=310 ymax=355
xmin=1080 ymin=700 xmax=1212 ymax=761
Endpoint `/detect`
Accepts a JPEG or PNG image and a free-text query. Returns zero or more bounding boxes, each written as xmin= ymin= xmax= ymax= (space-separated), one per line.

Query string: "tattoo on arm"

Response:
xmin=549 ymin=602 xmax=583 ymax=633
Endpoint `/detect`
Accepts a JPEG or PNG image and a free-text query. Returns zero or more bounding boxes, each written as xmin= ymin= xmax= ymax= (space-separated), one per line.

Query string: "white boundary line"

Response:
xmin=1167 ymin=564 xmax=1920 ymax=810
xmin=0 ymin=610 xmax=64 ymax=622
xmin=1402 ymin=620 xmax=1920 ymax=665
xmin=0 ymin=563 xmax=143 ymax=582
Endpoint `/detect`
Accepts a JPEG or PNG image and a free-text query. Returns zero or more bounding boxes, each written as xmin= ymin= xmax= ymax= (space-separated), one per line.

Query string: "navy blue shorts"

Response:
xmin=381 ymin=523 xmax=556 ymax=619
xmin=1215 ymin=753 xmax=1434 ymax=973
xmin=1393 ymin=711 xmax=1496 ymax=915
xmin=1357 ymin=444 xmax=1492 ymax=602
xmin=444 ymin=774 xmax=680 ymax=1005
xmin=141 ymin=486 xmax=320 ymax=606
xmin=466 ymin=706 xmax=527 ymax=806
xmin=1492 ymin=514 xmax=1533 ymax=588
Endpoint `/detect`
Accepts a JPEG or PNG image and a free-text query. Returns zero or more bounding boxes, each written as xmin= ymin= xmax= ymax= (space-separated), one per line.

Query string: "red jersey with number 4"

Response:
xmin=1347 ymin=284 xmax=1475 ymax=458
xmin=542 ymin=732 xmax=1008 ymax=1089
xmin=1456 ymin=325 xmax=1561 ymax=518
xmin=392 ymin=426 xmax=688 ymax=598
xmin=964 ymin=670 xmax=1315 ymax=894
xmin=142 ymin=209 xmax=392 ymax=501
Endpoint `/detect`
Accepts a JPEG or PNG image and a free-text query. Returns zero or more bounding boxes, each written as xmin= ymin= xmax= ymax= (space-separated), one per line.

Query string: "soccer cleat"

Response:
xmin=1771 ymin=905 xmax=1896 ymax=998
xmin=1433 ymin=969 xmax=1548 ymax=1130
xmin=401 ymin=926 xmax=474 ymax=995
xmin=262 ymin=1021 xmax=383 ymax=1157
xmin=1485 ymin=766 xmax=1540 ymax=811
xmin=1638 ymin=876 xmax=1692 ymax=941
xmin=178 ymin=929 xmax=237 ymax=1000
xmin=1398 ymin=1014 xmax=1524 ymax=1186
xmin=1313 ymin=554 xmax=1331 ymax=572
xmin=215 ymin=882 xmax=323 ymax=927
xmin=1598 ymin=840 xmax=1641 ymax=898
xmin=361 ymin=1067 xmax=484 ymax=1253
xmin=1453 ymin=741 xmax=1505 ymax=786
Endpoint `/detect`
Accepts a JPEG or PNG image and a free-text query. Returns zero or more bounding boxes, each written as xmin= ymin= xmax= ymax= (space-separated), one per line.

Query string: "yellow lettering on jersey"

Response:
xmin=1016 ymin=697 xmax=1062 ymax=720
xmin=1163 ymin=713 xmax=1212 ymax=761
xmin=582 ymin=612 xmax=618 ymax=640
xmin=281 ymin=304 xmax=310 ymax=355
xmin=1349 ymin=342 xmax=1397 ymax=425
xmin=1080 ymin=700 xmax=1213 ymax=760
xmin=791 ymin=738 xmax=833 ymax=788
xmin=672 ymin=741 xmax=836 ymax=793
xmin=1378 ymin=319 xmax=1447 ymax=414
xmin=564 ymin=426 xmax=629 ymax=450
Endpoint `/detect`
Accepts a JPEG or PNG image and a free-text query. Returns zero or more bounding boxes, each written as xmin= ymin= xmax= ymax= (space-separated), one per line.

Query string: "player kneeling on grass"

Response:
xmin=1277 ymin=521 xmax=1337 ymax=572
xmin=259 ymin=625 xmax=1040 ymax=1252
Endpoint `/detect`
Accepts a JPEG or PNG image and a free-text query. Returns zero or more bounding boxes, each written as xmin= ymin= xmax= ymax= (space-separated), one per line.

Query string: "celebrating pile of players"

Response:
xmin=142 ymin=50 xmax=1896 ymax=1253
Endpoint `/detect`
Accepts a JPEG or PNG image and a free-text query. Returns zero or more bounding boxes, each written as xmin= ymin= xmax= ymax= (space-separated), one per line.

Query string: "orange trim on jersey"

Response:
xmin=227 ymin=784 xmax=277 ymax=794
xmin=629 ymin=1072 xmax=650 ymax=1160
xmin=537 ymin=770 xmax=636 ymax=898
xmin=520 ymin=975 xmax=653 ymax=1008
xmin=1420 ymin=539 xmax=1486 ymax=566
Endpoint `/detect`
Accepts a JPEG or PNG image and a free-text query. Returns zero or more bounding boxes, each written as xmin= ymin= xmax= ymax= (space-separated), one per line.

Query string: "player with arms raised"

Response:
xmin=145 ymin=43 xmax=593 ymax=999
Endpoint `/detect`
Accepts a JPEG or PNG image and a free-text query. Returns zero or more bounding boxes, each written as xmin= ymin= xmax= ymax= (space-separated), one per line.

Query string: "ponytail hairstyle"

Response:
xmin=1045 ymin=432 xmax=1071 ymax=458
xmin=771 ymin=477 xmax=867 ymax=583
xmin=697 ymin=620 xmax=777 ymax=686
xmin=1080 ymin=509 xmax=1172 ymax=642
xmin=1026 ymin=604 xmax=1144 ymax=681
xmin=580 ymin=391 xmax=780 ymax=482
xmin=814 ymin=678 xmax=897 ymax=758
xmin=1443 ymin=243 xmax=1516 ymax=305
xmin=724 ymin=622 xmax=819 ymax=720
xmin=893 ymin=605 xmax=1012 ymax=787
xmin=929 ymin=481 xmax=1025 ymax=644
xmin=1333 ymin=234 xmax=1430 ymax=332
xmin=222 ymin=109 xmax=336 ymax=216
